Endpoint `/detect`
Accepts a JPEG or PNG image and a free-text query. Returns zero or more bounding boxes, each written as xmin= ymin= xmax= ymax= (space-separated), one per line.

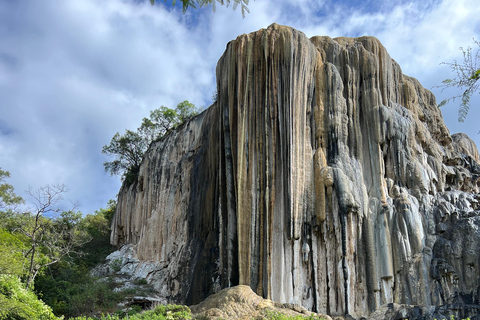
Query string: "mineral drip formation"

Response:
xmin=110 ymin=24 xmax=480 ymax=318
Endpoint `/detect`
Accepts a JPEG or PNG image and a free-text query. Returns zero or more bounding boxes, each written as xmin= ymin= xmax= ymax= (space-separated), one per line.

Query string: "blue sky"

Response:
xmin=0 ymin=0 xmax=479 ymax=214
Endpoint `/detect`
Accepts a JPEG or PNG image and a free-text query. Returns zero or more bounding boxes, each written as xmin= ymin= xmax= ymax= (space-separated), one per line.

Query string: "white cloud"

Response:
xmin=0 ymin=0 xmax=214 ymax=213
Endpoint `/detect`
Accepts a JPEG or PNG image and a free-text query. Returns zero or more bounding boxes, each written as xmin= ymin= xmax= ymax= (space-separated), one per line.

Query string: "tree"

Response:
xmin=438 ymin=38 xmax=480 ymax=122
xmin=15 ymin=185 xmax=90 ymax=289
xmin=150 ymin=0 xmax=251 ymax=17
xmin=33 ymin=200 xmax=118 ymax=317
xmin=0 ymin=168 xmax=24 ymax=210
xmin=176 ymin=100 xmax=197 ymax=123
xmin=103 ymin=101 xmax=198 ymax=183
xmin=102 ymin=130 xmax=147 ymax=182
xmin=79 ymin=199 xmax=117 ymax=268
xmin=0 ymin=169 xmax=27 ymax=279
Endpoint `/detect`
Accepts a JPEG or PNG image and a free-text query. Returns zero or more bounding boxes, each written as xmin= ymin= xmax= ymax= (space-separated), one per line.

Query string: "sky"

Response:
xmin=0 ymin=0 xmax=479 ymax=215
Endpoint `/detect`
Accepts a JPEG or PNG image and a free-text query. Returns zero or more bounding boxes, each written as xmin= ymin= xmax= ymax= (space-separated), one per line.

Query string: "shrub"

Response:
xmin=262 ymin=310 xmax=328 ymax=320
xmin=0 ymin=274 xmax=59 ymax=320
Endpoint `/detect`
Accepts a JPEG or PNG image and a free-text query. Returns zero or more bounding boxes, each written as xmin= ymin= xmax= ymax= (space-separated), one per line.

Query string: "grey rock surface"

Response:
xmin=109 ymin=24 xmax=480 ymax=319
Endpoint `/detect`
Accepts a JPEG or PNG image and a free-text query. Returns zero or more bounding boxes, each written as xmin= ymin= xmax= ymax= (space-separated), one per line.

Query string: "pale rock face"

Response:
xmin=110 ymin=24 xmax=480 ymax=318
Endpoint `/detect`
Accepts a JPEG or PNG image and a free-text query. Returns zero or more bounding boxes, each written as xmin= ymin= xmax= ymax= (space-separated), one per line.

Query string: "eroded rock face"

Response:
xmin=110 ymin=24 xmax=480 ymax=318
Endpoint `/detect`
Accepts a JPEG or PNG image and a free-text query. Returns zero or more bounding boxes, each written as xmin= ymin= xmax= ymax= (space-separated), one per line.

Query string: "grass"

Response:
xmin=261 ymin=310 xmax=328 ymax=320
xmin=68 ymin=304 xmax=192 ymax=320
xmin=66 ymin=303 xmax=334 ymax=320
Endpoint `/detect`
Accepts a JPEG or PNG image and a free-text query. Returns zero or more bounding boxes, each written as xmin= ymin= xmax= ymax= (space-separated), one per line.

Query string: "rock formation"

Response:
xmin=110 ymin=24 xmax=480 ymax=319
xmin=190 ymin=285 xmax=331 ymax=320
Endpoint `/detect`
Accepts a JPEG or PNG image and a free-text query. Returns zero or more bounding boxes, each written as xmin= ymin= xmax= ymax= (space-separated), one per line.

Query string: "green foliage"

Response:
xmin=0 ymin=274 xmax=59 ymax=320
xmin=0 ymin=172 xmax=122 ymax=319
xmin=0 ymin=181 xmax=91 ymax=290
xmin=102 ymin=130 xmax=146 ymax=179
xmin=0 ymin=229 xmax=27 ymax=277
xmin=102 ymin=101 xmax=198 ymax=183
xmin=261 ymin=310 xmax=328 ymax=320
xmin=175 ymin=100 xmax=197 ymax=123
xmin=35 ymin=264 xmax=128 ymax=317
xmin=138 ymin=101 xmax=198 ymax=142
xmin=34 ymin=200 xmax=118 ymax=317
xmin=150 ymin=0 xmax=251 ymax=17
xmin=69 ymin=304 xmax=193 ymax=320
xmin=111 ymin=259 xmax=122 ymax=272
xmin=67 ymin=278 xmax=125 ymax=316
xmin=438 ymin=38 xmax=480 ymax=122
xmin=77 ymin=200 xmax=116 ymax=269
xmin=17 ymin=185 xmax=92 ymax=289
xmin=0 ymin=167 xmax=24 ymax=210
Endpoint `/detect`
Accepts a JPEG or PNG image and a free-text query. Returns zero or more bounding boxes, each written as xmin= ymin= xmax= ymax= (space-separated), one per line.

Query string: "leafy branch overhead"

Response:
xmin=150 ymin=0 xmax=250 ymax=17
xmin=102 ymin=101 xmax=198 ymax=184
xmin=437 ymin=38 xmax=480 ymax=122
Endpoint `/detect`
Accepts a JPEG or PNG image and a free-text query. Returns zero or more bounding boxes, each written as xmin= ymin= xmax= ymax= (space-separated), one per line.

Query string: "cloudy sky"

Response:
xmin=1 ymin=0 xmax=479 ymax=214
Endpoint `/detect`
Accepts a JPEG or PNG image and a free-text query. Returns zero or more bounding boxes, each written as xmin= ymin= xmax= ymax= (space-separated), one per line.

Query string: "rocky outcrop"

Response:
xmin=110 ymin=24 xmax=480 ymax=318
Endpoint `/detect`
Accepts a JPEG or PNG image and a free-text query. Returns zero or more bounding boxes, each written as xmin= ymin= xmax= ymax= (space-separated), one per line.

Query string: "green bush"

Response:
xmin=35 ymin=266 xmax=125 ymax=318
xmin=68 ymin=304 xmax=193 ymax=320
xmin=0 ymin=228 xmax=27 ymax=277
xmin=262 ymin=310 xmax=327 ymax=320
xmin=111 ymin=259 xmax=123 ymax=273
xmin=34 ymin=200 xmax=117 ymax=318
xmin=0 ymin=274 xmax=60 ymax=320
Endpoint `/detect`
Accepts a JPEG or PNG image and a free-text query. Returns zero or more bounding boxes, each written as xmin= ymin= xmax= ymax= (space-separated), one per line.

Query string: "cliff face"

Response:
xmin=110 ymin=24 xmax=480 ymax=318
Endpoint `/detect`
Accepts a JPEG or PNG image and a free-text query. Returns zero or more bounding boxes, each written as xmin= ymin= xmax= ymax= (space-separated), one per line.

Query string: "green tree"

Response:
xmin=103 ymin=101 xmax=198 ymax=183
xmin=150 ymin=0 xmax=251 ymax=17
xmin=176 ymin=100 xmax=197 ymax=123
xmin=79 ymin=199 xmax=116 ymax=268
xmin=102 ymin=130 xmax=146 ymax=182
xmin=438 ymin=38 xmax=480 ymax=122
xmin=34 ymin=200 xmax=118 ymax=318
xmin=0 ymin=170 xmax=27 ymax=279
xmin=0 ymin=168 xmax=24 ymax=210
xmin=14 ymin=185 xmax=90 ymax=289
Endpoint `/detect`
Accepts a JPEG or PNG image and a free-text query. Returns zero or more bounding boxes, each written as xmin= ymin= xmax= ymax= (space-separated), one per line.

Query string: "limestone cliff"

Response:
xmin=110 ymin=24 xmax=480 ymax=318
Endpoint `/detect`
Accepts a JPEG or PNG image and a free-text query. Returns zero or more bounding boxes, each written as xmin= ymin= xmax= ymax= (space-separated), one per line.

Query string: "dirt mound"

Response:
xmin=189 ymin=285 xmax=331 ymax=320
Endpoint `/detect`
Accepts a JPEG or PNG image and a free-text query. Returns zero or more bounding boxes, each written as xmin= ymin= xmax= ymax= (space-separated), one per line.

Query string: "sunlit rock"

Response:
xmin=110 ymin=24 xmax=480 ymax=318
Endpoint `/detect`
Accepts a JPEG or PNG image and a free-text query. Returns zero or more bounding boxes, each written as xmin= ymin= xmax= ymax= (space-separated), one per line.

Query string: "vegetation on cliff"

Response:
xmin=439 ymin=37 xmax=480 ymax=122
xmin=102 ymin=101 xmax=198 ymax=184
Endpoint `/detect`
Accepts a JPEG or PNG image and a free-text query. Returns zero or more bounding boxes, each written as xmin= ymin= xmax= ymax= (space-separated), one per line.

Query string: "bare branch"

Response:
xmin=17 ymin=184 xmax=91 ymax=289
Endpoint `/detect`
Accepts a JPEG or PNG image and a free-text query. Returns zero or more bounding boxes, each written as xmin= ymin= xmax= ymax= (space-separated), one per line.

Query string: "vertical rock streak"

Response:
xmin=111 ymin=24 xmax=480 ymax=317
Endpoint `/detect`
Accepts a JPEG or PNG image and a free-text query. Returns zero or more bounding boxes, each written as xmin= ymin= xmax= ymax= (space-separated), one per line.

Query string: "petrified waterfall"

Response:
xmin=110 ymin=24 xmax=480 ymax=318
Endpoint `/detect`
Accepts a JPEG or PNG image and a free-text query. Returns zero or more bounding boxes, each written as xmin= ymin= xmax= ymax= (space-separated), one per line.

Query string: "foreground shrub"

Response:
xmin=0 ymin=274 xmax=59 ymax=320
xmin=262 ymin=310 xmax=328 ymax=320
xmin=69 ymin=304 xmax=192 ymax=320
